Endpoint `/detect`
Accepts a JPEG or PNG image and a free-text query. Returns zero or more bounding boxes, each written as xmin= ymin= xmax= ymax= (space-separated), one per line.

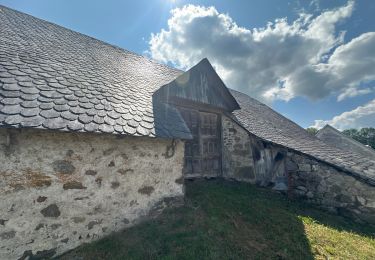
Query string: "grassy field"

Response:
xmin=59 ymin=180 xmax=375 ymax=260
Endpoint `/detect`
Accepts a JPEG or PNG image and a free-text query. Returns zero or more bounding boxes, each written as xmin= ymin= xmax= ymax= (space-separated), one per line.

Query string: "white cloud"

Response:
xmin=337 ymin=87 xmax=373 ymax=101
xmin=148 ymin=1 xmax=375 ymax=103
xmin=312 ymin=99 xmax=375 ymax=130
xmin=309 ymin=0 xmax=321 ymax=12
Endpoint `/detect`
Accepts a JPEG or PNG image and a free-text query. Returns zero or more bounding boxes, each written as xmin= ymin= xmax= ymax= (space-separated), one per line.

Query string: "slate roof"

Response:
xmin=316 ymin=125 xmax=375 ymax=160
xmin=0 ymin=5 xmax=191 ymax=139
xmin=230 ymin=90 xmax=375 ymax=185
xmin=1 ymin=5 xmax=374 ymax=185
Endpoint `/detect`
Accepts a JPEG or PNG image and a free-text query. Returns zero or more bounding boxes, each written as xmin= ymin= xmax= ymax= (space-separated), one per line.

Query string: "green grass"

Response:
xmin=58 ymin=180 xmax=375 ymax=260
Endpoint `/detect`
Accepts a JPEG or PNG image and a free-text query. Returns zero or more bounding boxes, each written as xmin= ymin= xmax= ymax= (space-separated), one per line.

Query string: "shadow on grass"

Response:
xmin=58 ymin=179 xmax=374 ymax=260
xmin=282 ymin=190 xmax=375 ymax=239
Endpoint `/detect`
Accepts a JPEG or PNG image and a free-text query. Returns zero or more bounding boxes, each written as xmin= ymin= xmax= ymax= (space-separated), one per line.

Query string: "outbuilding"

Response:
xmin=0 ymin=5 xmax=374 ymax=259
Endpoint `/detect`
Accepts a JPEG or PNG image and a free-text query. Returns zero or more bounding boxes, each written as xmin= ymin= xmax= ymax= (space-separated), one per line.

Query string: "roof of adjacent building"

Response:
xmin=1 ymin=5 xmax=374 ymax=185
xmin=316 ymin=125 xmax=375 ymax=160
xmin=0 ymin=5 xmax=191 ymax=139
xmin=230 ymin=90 xmax=375 ymax=185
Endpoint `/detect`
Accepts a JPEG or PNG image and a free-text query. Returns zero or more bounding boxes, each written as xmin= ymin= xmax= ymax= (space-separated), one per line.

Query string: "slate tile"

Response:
xmin=70 ymin=106 xmax=86 ymax=115
xmin=48 ymin=82 xmax=65 ymax=89
xmin=65 ymin=95 xmax=79 ymax=101
xmin=84 ymin=122 xmax=99 ymax=132
xmin=4 ymin=114 xmax=23 ymax=125
xmin=67 ymin=120 xmax=84 ymax=131
xmin=113 ymin=124 xmax=124 ymax=133
xmin=103 ymin=116 xmax=115 ymax=126
xmin=39 ymin=103 xmax=55 ymax=110
xmin=78 ymin=114 xmax=93 ymax=124
xmin=79 ymin=102 xmax=93 ymax=109
xmin=54 ymin=104 xmax=69 ymax=112
xmin=0 ymin=77 xmax=17 ymax=84
xmin=40 ymin=90 xmax=63 ymax=99
xmin=94 ymin=104 xmax=105 ymax=110
xmin=97 ymin=110 xmax=107 ymax=117
xmin=21 ymin=108 xmax=40 ymax=117
xmin=121 ymin=113 xmax=132 ymax=120
xmin=43 ymin=117 xmax=67 ymax=129
xmin=86 ymin=109 xmax=97 ymax=116
xmin=136 ymin=126 xmax=149 ymax=136
xmin=1 ymin=104 xmax=22 ymax=115
xmin=93 ymin=115 xmax=105 ymax=124
xmin=99 ymin=124 xmax=114 ymax=133
xmin=21 ymin=100 xmax=39 ymax=108
xmin=1 ymin=97 xmax=22 ymax=105
xmin=3 ymin=83 xmax=21 ymax=91
xmin=40 ymin=109 xmax=60 ymax=119
xmin=20 ymin=87 xmax=39 ymax=95
xmin=107 ymin=110 xmax=121 ymax=119
xmin=127 ymin=119 xmax=139 ymax=128
xmin=19 ymin=116 xmax=44 ymax=127
xmin=0 ymin=71 xmax=12 ymax=78
xmin=1 ymin=89 xmax=21 ymax=98
xmin=61 ymin=111 xmax=78 ymax=121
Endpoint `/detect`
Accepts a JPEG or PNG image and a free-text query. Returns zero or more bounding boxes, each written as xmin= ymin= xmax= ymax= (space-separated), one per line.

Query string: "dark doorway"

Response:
xmin=178 ymin=107 xmax=221 ymax=177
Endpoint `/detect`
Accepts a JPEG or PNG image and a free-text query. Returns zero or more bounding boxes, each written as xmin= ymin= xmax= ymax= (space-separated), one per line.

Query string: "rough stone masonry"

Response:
xmin=0 ymin=128 xmax=184 ymax=259
xmin=287 ymin=152 xmax=375 ymax=224
xmin=221 ymin=115 xmax=375 ymax=225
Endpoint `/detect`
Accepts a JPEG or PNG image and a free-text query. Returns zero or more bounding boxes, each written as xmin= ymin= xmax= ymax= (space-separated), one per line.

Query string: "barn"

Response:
xmin=0 ymin=5 xmax=374 ymax=259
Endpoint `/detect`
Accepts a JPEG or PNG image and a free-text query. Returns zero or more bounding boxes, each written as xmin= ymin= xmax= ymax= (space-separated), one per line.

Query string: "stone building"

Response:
xmin=0 ymin=5 xmax=374 ymax=259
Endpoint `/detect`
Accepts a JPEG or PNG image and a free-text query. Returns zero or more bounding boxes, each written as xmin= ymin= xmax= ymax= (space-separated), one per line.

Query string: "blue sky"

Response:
xmin=1 ymin=0 xmax=374 ymax=129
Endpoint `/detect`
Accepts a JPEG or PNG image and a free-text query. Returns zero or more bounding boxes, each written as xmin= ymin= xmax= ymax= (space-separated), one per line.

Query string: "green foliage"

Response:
xmin=306 ymin=127 xmax=318 ymax=135
xmin=342 ymin=127 xmax=375 ymax=149
xmin=59 ymin=180 xmax=375 ymax=260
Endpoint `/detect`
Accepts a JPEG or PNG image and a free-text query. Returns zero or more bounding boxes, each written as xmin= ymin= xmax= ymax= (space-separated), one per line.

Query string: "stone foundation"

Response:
xmin=0 ymin=128 xmax=185 ymax=259
xmin=287 ymin=153 xmax=375 ymax=224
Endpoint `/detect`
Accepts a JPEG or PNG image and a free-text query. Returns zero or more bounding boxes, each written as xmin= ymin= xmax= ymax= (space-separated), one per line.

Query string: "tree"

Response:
xmin=342 ymin=128 xmax=375 ymax=149
xmin=306 ymin=127 xmax=318 ymax=135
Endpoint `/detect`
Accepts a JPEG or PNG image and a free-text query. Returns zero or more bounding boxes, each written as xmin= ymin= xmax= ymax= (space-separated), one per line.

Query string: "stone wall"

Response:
xmin=222 ymin=115 xmax=254 ymax=181
xmin=0 ymin=128 xmax=185 ymax=259
xmin=222 ymin=115 xmax=287 ymax=187
xmin=222 ymin=116 xmax=375 ymax=224
xmin=287 ymin=152 xmax=375 ymax=224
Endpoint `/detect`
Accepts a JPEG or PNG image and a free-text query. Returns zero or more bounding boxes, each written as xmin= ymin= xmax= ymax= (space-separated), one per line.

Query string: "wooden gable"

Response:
xmin=154 ymin=58 xmax=240 ymax=112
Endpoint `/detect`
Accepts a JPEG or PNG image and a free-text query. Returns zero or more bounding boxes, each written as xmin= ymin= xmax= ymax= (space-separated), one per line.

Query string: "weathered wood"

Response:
xmin=155 ymin=58 xmax=240 ymax=112
xmin=178 ymin=107 xmax=222 ymax=177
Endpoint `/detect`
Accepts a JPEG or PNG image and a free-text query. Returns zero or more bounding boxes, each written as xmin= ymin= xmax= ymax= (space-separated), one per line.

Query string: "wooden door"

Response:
xmin=178 ymin=108 xmax=221 ymax=177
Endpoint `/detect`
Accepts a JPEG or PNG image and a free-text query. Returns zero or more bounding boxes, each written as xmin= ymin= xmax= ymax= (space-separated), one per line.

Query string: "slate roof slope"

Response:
xmin=230 ymin=89 xmax=375 ymax=185
xmin=0 ymin=5 xmax=191 ymax=139
xmin=316 ymin=125 xmax=375 ymax=160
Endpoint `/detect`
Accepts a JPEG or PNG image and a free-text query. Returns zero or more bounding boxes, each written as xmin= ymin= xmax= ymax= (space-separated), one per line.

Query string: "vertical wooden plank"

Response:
xmin=177 ymin=106 xmax=222 ymax=177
